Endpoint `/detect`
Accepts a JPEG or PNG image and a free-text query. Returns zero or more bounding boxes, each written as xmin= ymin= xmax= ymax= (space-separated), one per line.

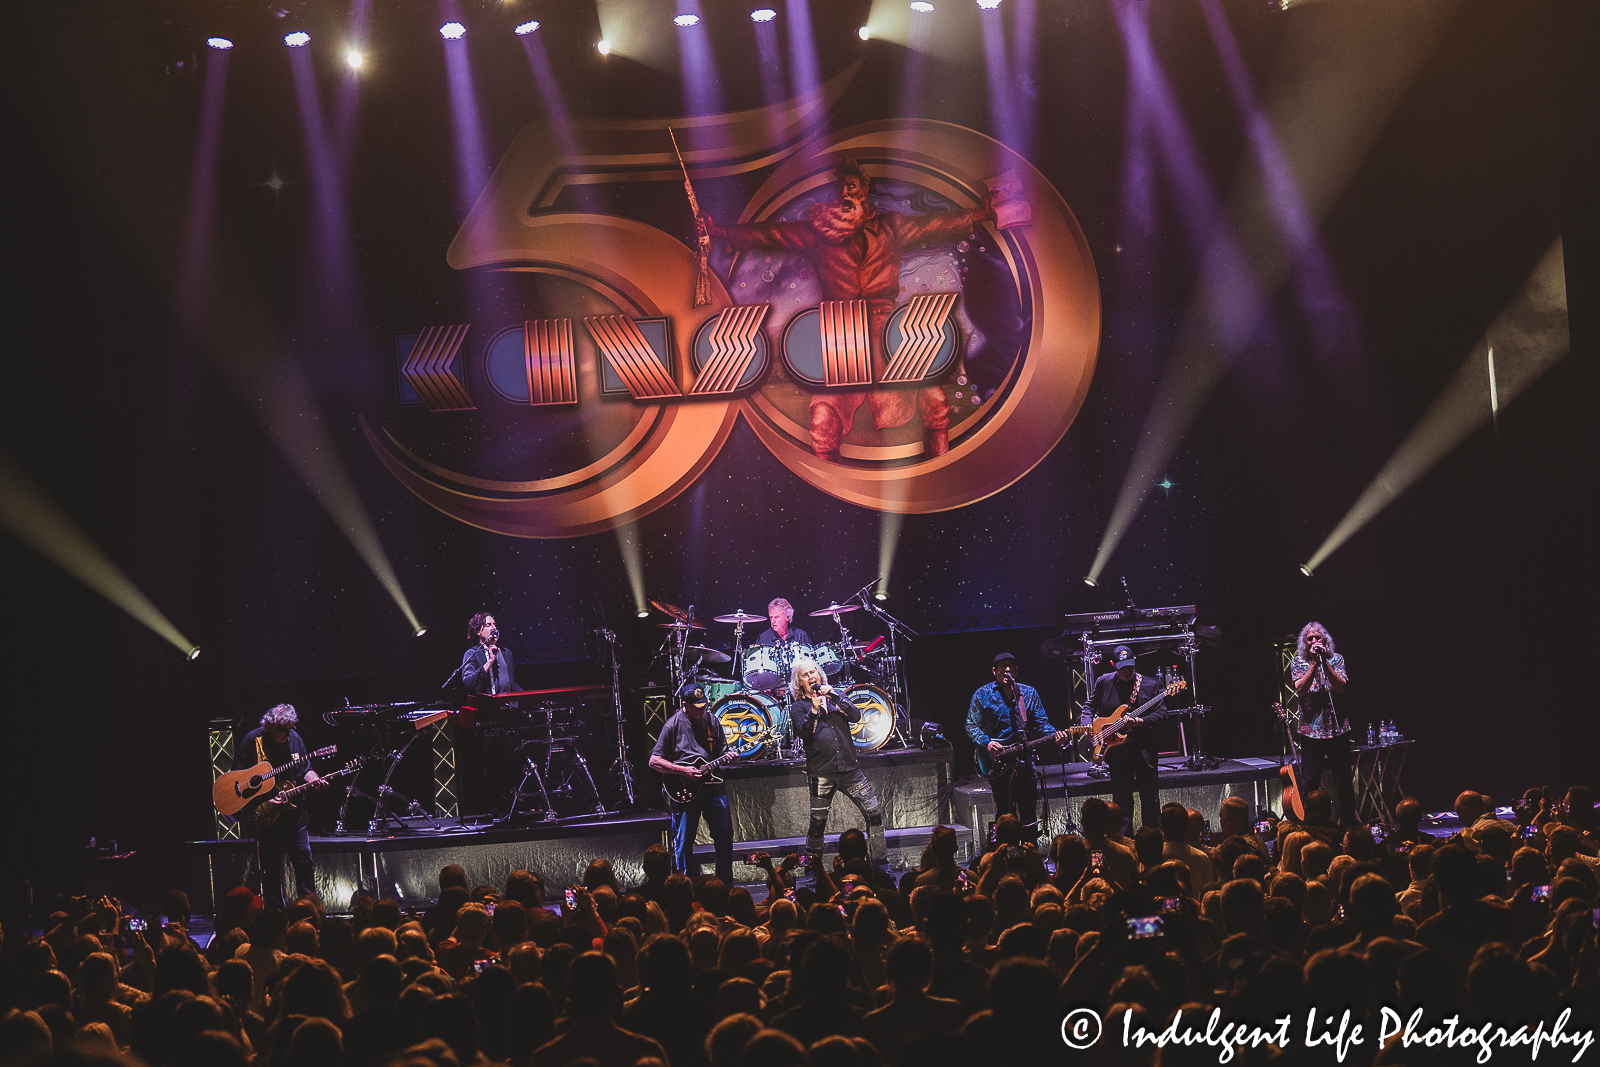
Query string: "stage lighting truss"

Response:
xmin=439 ymin=21 xmax=466 ymax=39
xmin=751 ymin=8 xmax=777 ymax=21
xmin=514 ymin=20 xmax=540 ymax=34
xmin=673 ymin=13 xmax=700 ymax=26
xmin=206 ymin=37 xmax=234 ymax=49
xmin=284 ymin=31 xmax=310 ymax=47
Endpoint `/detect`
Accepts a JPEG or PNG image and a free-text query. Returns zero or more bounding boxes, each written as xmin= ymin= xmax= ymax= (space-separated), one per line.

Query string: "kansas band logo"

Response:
xmin=363 ymin=68 xmax=1101 ymax=538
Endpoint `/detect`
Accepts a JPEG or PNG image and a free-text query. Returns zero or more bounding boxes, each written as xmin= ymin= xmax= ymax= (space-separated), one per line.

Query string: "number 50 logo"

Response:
xmin=364 ymin=73 xmax=1100 ymax=538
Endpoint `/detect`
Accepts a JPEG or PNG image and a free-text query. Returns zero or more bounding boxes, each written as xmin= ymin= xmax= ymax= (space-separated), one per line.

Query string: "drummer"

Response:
xmin=760 ymin=598 xmax=813 ymax=658
xmin=788 ymin=657 xmax=887 ymax=867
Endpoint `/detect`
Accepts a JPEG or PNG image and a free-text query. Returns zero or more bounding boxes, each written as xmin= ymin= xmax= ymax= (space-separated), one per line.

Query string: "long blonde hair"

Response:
xmin=789 ymin=657 xmax=823 ymax=702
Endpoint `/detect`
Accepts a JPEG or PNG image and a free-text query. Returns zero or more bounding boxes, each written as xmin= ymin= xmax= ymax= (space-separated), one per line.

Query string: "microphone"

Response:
xmin=489 ymin=628 xmax=500 ymax=642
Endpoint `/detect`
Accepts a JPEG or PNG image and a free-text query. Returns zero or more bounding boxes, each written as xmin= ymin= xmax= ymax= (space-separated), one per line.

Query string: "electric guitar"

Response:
xmin=1270 ymin=702 xmax=1306 ymax=821
xmin=661 ymin=728 xmax=778 ymax=806
xmin=254 ymin=757 xmax=366 ymax=831
xmin=1086 ymin=680 xmax=1188 ymax=761
xmin=975 ymin=725 xmax=1091 ymax=779
xmin=213 ymin=745 xmax=337 ymax=817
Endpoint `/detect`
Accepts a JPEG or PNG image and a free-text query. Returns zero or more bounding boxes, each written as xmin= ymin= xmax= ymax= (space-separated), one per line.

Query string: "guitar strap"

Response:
xmin=256 ymin=735 xmax=266 ymax=764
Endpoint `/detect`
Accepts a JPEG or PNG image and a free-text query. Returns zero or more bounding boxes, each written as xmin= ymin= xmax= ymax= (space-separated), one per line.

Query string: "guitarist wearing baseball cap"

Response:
xmin=648 ymin=681 xmax=735 ymax=885
xmin=967 ymin=653 xmax=1078 ymax=838
xmin=1082 ymin=646 xmax=1175 ymax=836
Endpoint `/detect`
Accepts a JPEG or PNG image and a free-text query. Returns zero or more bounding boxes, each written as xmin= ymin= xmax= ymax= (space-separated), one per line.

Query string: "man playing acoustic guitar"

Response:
xmin=1082 ymin=646 xmax=1174 ymax=836
xmin=967 ymin=652 xmax=1076 ymax=838
xmin=237 ymin=704 xmax=328 ymax=908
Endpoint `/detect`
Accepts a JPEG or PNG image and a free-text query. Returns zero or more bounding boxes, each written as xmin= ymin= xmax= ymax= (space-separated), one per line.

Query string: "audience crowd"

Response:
xmin=5 ymin=784 xmax=1600 ymax=1067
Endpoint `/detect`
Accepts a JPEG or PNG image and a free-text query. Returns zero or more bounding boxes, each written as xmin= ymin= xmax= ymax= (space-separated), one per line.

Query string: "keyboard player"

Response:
xmin=462 ymin=612 xmax=517 ymax=695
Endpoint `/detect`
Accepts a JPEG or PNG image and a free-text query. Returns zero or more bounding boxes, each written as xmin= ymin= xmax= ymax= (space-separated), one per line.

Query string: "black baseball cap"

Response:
xmin=993 ymin=652 xmax=1017 ymax=667
xmin=1113 ymin=645 xmax=1137 ymax=668
xmin=677 ymin=681 xmax=708 ymax=707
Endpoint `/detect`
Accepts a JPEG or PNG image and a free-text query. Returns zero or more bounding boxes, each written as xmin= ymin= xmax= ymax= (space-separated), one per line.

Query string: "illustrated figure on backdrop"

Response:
xmin=462 ymin=612 xmax=516 ymax=695
xmin=702 ymin=156 xmax=1001 ymax=460
xmin=648 ymin=681 xmax=735 ymax=885
xmin=1289 ymin=621 xmax=1354 ymax=826
xmin=788 ymin=657 xmax=887 ymax=864
xmin=1082 ymin=645 xmax=1173 ymax=835
xmin=238 ymin=704 xmax=325 ymax=908
xmin=966 ymin=653 xmax=1076 ymax=836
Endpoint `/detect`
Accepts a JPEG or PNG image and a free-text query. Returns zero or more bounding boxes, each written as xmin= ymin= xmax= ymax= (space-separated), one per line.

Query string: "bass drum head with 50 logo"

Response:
xmin=844 ymin=683 xmax=895 ymax=752
xmin=714 ymin=691 xmax=781 ymax=758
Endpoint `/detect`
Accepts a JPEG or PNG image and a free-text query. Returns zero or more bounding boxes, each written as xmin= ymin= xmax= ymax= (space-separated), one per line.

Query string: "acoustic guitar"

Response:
xmin=254 ymin=757 xmax=366 ymax=831
xmin=661 ymin=728 xmax=777 ymax=806
xmin=213 ymin=745 xmax=336 ymax=817
xmin=1270 ymin=702 xmax=1306 ymax=821
xmin=1085 ymin=680 xmax=1187 ymax=761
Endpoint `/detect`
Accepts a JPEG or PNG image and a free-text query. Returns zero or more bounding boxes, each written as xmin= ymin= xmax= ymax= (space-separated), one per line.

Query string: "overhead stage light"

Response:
xmin=440 ymin=21 xmax=466 ymax=39
xmin=514 ymin=20 xmax=540 ymax=34
xmin=858 ymin=25 xmax=871 ymax=39
xmin=597 ymin=38 xmax=611 ymax=54
xmin=751 ymin=8 xmax=777 ymax=21
xmin=874 ymin=592 xmax=889 ymax=602
xmin=1082 ymin=576 xmax=1098 ymax=588
xmin=636 ymin=608 xmax=650 ymax=618
xmin=976 ymin=0 xmax=1001 ymax=7
xmin=188 ymin=647 xmax=203 ymax=661
xmin=414 ymin=626 xmax=429 ymax=638
xmin=284 ymin=31 xmax=310 ymax=47
xmin=910 ymin=1 xmax=935 ymax=11
xmin=1298 ymin=565 xmax=1313 ymax=578
xmin=674 ymin=13 xmax=700 ymax=26
xmin=207 ymin=37 xmax=234 ymax=50
xmin=344 ymin=48 xmax=365 ymax=70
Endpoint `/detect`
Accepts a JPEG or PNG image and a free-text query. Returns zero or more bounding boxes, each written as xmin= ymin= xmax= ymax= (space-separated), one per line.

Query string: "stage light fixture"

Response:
xmin=874 ymin=591 xmax=889 ymax=601
xmin=413 ymin=626 xmax=428 ymax=637
xmin=1298 ymin=565 xmax=1313 ymax=577
xmin=910 ymin=1 xmax=935 ymax=11
xmin=514 ymin=20 xmax=540 ymax=34
xmin=188 ymin=647 xmax=203 ymax=661
xmin=439 ymin=21 xmax=466 ymax=39
xmin=1082 ymin=576 xmax=1098 ymax=587
xmin=674 ymin=13 xmax=700 ymax=26
xmin=751 ymin=8 xmax=777 ymax=20
xmin=636 ymin=608 xmax=650 ymax=619
xmin=284 ymin=31 xmax=310 ymax=47
xmin=344 ymin=48 xmax=365 ymax=70
xmin=207 ymin=37 xmax=234 ymax=49
xmin=976 ymin=0 xmax=1001 ymax=7
xmin=858 ymin=25 xmax=871 ymax=39
xmin=597 ymin=38 xmax=611 ymax=54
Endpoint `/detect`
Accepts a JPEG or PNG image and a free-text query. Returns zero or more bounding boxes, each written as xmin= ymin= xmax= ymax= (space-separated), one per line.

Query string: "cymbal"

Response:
xmin=713 ymin=610 xmax=766 ymax=624
xmin=685 ymin=645 xmax=732 ymax=665
xmin=650 ymin=600 xmax=688 ymax=621
xmin=808 ymin=602 xmax=862 ymax=617
xmin=656 ymin=620 xmax=706 ymax=631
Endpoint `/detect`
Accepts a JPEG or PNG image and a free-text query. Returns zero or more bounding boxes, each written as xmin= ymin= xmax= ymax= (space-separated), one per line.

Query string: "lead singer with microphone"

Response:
xmin=462 ymin=612 xmax=516 ymax=695
xmin=1290 ymin=621 xmax=1353 ymax=825
xmin=788 ymin=657 xmax=886 ymax=865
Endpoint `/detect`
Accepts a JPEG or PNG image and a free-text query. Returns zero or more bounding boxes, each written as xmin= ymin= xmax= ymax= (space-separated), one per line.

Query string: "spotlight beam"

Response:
xmin=0 ymin=445 xmax=197 ymax=657
xmin=1302 ymin=240 xmax=1569 ymax=574
xmin=1088 ymin=0 xmax=1462 ymax=581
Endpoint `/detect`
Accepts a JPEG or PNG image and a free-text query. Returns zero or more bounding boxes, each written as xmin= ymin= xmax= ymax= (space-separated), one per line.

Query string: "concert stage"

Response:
xmin=950 ymin=756 xmax=1289 ymax=840
xmin=185 ymin=810 xmax=670 ymax=914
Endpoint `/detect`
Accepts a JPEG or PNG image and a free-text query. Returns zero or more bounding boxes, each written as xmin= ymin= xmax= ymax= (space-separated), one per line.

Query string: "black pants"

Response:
xmin=1107 ymin=751 xmax=1161 ymax=835
xmin=256 ymin=807 xmax=316 ymax=908
xmin=991 ymin=764 xmax=1041 ymax=835
xmin=1300 ymin=733 xmax=1357 ymax=825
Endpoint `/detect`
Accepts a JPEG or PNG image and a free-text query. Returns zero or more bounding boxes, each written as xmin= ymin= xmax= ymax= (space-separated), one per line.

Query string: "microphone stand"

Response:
xmin=856 ymin=592 xmax=918 ymax=734
xmin=595 ymin=628 xmax=636 ymax=810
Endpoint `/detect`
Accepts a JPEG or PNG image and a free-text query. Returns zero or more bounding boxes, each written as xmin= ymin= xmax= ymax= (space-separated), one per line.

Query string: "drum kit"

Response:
xmin=648 ymin=593 xmax=915 ymax=761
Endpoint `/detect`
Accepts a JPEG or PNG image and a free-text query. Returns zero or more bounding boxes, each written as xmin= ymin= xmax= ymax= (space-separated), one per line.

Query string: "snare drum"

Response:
xmin=741 ymin=646 xmax=786 ymax=690
xmin=713 ymin=691 xmax=782 ymax=758
xmin=844 ymin=683 xmax=896 ymax=751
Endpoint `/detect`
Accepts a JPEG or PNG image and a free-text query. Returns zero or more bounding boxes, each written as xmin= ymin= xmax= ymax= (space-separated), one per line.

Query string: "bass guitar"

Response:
xmin=213 ymin=745 xmax=337 ymax=817
xmin=1269 ymin=702 xmax=1306 ymax=821
xmin=254 ymin=757 xmax=366 ymax=831
xmin=975 ymin=726 xmax=1091 ymax=779
xmin=1086 ymin=680 xmax=1187 ymax=761
xmin=661 ymin=728 xmax=778 ymax=806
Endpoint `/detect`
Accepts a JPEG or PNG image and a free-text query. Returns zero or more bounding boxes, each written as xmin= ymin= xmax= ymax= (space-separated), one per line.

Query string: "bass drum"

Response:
xmin=844 ymin=683 xmax=896 ymax=752
xmin=741 ymin=646 xmax=786 ymax=691
xmin=714 ymin=691 xmax=782 ymax=758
